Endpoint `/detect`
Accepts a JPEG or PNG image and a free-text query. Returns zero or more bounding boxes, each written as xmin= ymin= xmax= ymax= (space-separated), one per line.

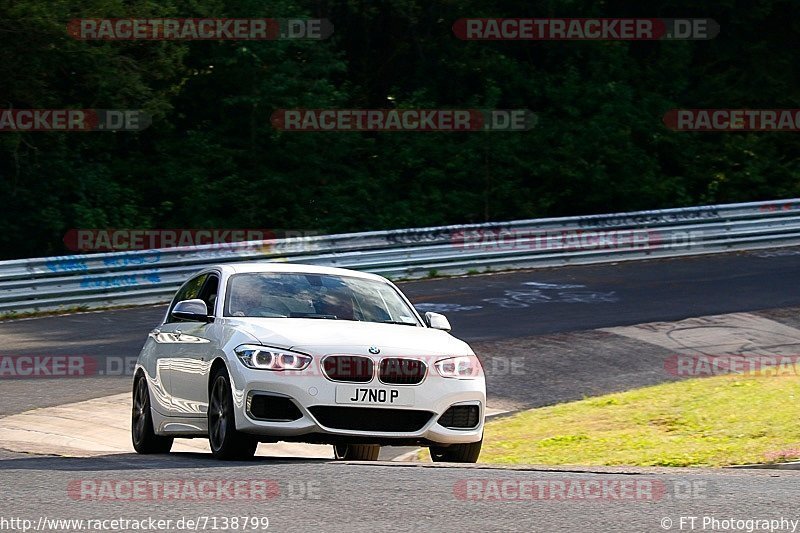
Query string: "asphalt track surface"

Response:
xmin=403 ymin=247 xmax=800 ymax=341
xmin=3 ymin=247 xmax=800 ymax=532
xmin=1 ymin=451 xmax=799 ymax=532
xmin=2 ymin=247 xmax=800 ymax=415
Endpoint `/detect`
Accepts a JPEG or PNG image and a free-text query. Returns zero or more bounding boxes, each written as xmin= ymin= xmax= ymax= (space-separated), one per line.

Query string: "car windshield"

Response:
xmin=224 ymin=272 xmax=421 ymax=325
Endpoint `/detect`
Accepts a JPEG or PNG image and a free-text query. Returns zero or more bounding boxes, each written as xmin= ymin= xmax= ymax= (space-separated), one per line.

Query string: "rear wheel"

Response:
xmin=333 ymin=444 xmax=380 ymax=461
xmin=430 ymin=438 xmax=482 ymax=463
xmin=208 ymin=367 xmax=258 ymax=460
xmin=131 ymin=375 xmax=173 ymax=454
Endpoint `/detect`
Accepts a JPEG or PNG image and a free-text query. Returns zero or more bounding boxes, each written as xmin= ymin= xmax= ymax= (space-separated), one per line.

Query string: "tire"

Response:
xmin=333 ymin=444 xmax=381 ymax=461
xmin=430 ymin=438 xmax=482 ymax=463
xmin=208 ymin=367 xmax=258 ymax=460
xmin=132 ymin=374 xmax=174 ymax=454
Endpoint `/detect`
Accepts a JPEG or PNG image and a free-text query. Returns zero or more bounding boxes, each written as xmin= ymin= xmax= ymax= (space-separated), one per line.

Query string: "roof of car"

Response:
xmin=212 ymin=262 xmax=388 ymax=281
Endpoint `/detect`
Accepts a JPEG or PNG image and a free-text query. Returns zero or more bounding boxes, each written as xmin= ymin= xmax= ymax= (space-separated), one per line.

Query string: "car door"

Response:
xmin=155 ymin=273 xmax=208 ymax=415
xmin=167 ymin=273 xmax=221 ymax=417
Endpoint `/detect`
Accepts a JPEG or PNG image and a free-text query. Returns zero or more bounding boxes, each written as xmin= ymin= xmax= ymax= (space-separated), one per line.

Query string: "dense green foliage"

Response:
xmin=1 ymin=0 xmax=799 ymax=259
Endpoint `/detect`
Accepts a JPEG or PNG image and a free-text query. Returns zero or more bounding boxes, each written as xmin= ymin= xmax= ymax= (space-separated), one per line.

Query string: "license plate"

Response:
xmin=335 ymin=386 xmax=414 ymax=406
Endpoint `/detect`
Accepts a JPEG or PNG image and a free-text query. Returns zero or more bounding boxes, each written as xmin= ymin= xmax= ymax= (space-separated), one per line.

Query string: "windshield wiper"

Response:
xmin=289 ymin=312 xmax=338 ymax=319
xmin=380 ymin=320 xmax=419 ymax=327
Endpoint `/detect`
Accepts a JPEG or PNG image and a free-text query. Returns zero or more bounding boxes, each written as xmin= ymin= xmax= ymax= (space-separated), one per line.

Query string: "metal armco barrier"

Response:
xmin=2 ymin=199 xmax=800 ymax=314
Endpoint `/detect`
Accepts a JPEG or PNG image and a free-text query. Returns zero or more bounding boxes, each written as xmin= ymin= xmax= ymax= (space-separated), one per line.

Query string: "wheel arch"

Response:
xmin=209 ymin=357 xmax=229 ymax=393
xmin=132 ymin=367 xmax=147 ymax=393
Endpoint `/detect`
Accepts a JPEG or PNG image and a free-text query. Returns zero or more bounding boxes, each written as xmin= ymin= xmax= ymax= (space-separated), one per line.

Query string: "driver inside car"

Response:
xmin=315 ymin=291 xmax=356 ymax=320
xmin=229 ymin=276 xmax=289 ymax=317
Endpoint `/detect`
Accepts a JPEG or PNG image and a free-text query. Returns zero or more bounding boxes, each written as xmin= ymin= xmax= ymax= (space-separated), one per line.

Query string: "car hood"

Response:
xmin=225 ymin=317 xmax=473 ymax=356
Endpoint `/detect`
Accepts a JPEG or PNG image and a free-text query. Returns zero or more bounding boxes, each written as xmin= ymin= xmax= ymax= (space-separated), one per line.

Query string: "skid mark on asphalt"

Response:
xmin=482 ymin=282 xmax=618 ymax=308
xmin=602 ymin=313 xmax=800 ymax=356
xmin=414 ymin=280 xmax=619 ymax=312
xmin=414 ymin=303 xmax=483 ymax=313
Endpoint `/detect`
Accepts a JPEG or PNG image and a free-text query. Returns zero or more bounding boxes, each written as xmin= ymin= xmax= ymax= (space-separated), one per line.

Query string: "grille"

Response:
xmin=247 ymin=394 xmax=303 ymax=421
xmin=309 ymin=406 xmax=433 ymax=432
xmin=323 ymin=355 xmax=374 ymax=383
xmin=379 ymin=358 xmax=427 ymax=385
xmin=438 ymin=405 xmax=480 ymax=429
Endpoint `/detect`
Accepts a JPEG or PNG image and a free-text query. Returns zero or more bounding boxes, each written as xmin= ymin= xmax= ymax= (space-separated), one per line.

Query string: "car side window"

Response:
xmin=198 ymin=274 xmax=220 ymax=317
xmin=166 ymin=274 xmax=208 ymax=323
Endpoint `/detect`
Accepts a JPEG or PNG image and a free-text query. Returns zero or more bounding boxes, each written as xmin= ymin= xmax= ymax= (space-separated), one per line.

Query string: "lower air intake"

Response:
xmin=247 ymin=394 xmax=303 ymax=422
xmin=437 ymin=405 xmax=480 ymax=429
xmin=309 ymin=406 xmax=433 ymax=432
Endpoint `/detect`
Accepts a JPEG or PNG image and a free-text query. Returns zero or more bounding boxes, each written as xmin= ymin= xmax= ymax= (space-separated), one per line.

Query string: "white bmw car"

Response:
xmin=132 ymin=263 xmax=486 ymax=462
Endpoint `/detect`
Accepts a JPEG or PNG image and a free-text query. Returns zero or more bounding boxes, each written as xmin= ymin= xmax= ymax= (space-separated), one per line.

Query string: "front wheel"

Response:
xmin=132 ymin=374 xmax=173 ymax=454
xmin=430 ymin=438 xmax=482 ymax=463
xmin=333 ymin=444 xmax=380 ymax=461
xmin=208 ymin=367 xmax=258 ymax=460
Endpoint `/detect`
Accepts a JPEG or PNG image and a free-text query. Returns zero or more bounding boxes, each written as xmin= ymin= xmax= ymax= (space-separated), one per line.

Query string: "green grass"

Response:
xmin=481 ymin=373 xmax=800 ymax=467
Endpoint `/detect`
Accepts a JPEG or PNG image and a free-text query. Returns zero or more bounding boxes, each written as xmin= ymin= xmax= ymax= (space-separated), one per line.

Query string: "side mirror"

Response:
xmin=172 ymin=299 xmax=211 ymax=322
xmin=425 ymin=312 xmax=451 ymax=332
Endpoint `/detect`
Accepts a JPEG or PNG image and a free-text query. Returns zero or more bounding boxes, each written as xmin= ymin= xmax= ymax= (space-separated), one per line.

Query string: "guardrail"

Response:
xmin=2 ymin=199 xmax=800 ymax=314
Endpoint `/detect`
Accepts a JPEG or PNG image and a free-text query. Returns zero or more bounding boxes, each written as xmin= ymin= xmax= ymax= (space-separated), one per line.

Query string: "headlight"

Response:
xmin=434 ymin=355 xmax=483 ymax=379
xmin=235 ymin=344 xmax=312 ymax=371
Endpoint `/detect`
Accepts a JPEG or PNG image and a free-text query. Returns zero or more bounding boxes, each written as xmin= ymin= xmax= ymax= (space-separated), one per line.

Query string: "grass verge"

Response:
xmin=481 ymin=372 xmax=800 ymax=467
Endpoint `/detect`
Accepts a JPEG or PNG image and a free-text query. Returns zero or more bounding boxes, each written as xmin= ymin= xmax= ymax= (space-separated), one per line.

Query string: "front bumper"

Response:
xmin=227 ymin=359 xmax=485 ymax=446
